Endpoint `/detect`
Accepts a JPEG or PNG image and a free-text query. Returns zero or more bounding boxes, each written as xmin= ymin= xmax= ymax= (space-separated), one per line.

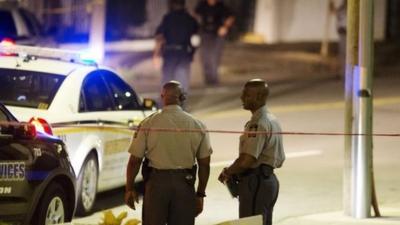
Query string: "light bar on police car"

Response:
xmin=0 ymin=44 xmax=98 ymax=65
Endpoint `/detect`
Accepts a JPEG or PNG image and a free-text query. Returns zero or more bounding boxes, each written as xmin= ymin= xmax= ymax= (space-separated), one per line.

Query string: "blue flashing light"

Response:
xmin=79 ymin=50 xmax=98 ymax=65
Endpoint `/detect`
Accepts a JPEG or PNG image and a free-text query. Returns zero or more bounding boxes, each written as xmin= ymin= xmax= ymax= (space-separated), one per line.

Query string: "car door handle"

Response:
xmin=127 ymin=120 xmax=134 ymax=128
xmin=97 ymin=120 xmax=104 ymax=126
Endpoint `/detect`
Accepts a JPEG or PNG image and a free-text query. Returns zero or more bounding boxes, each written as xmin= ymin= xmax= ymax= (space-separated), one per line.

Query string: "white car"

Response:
xmin=0 ymin=45 xmax=157 ymax=215
xmin=0 ymin=1 xmax=56 ymax=46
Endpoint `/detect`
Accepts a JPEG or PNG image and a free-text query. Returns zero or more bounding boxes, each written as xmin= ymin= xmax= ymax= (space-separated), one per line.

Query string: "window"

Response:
xmin=103 ymin=71 xmax=141 ymax=110
xmin=0 ymin=107 xmax=8 ymax=121
xmin=80 ymin=72 xmax=114 ymax=112
xmin=0 ymin=10 xmax=17 ymax=38
xmin=0 ymin=69 xmax=65 ymax=109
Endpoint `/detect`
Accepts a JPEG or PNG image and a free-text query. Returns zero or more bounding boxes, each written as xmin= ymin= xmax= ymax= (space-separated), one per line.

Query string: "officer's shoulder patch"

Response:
xmin=248 ymin=124 xmax=258 ymax=138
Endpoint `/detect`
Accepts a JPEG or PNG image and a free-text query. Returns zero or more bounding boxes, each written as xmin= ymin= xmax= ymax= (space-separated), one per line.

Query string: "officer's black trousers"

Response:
xmin=143 ymin=171 xmax=196 ymax=225
xmin=238 ymin=173 xmax=279 ymax=225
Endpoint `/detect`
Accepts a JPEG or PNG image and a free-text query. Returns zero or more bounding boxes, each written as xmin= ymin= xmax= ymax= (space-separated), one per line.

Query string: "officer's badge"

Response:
xmin=248 ymin=124 xmax=258 ymax=138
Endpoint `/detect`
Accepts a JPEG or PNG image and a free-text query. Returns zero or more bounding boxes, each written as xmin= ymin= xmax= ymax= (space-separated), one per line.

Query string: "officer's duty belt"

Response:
xmin=241 ymin=164 xmax=274 ymax=177
xmin=151 ymin=167 xmax=193 ymax=174
xmin=164 ymin=45 xmax=185 ymax=50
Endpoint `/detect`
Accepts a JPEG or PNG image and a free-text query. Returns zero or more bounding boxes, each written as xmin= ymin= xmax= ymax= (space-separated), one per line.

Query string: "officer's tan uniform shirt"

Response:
xmin=128 ymin=105 xmax=212 ymax=169
xmin=240 ymin=105 xmax=285 ymax=168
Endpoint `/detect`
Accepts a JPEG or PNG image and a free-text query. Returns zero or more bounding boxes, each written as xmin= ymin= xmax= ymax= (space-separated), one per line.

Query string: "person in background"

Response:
xmin=153 ymin=0 xmax=199 ymax=94
xmin=194 ymin=0 xmax=234 ymax=86
xmin=218 ymin=79 xmax=285 ymax=225
xmin=330 ymin=0 xmax=347 ymax=79
xmin=125 ymin=80 xmax=212 ymax=225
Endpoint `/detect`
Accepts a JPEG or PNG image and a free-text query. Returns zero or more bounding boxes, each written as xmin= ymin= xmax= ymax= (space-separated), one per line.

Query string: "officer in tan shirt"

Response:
xmin=218 ymin=79 xmax=285 ymax=225
xmin=125 ymin=81 xmax=212 ymax=225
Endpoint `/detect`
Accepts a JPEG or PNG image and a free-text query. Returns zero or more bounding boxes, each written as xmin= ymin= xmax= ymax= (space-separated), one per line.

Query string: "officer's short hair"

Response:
xmin=245 ymin=78 xmax=269 ymax=98
xmin=162 ymin=81 xmax=185 ymax=103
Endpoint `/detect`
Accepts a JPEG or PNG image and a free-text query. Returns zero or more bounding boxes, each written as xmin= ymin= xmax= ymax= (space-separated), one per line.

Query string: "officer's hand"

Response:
xmin=218 ymin=168 xmax=230 ymax=183
xmin=218 ymin=26 xmax=228 ymax=37
xmin=195 ymin=197 xmax=204 ymax=217
xmin=124 ymin=190 xmax=139 ymax=210
xmin=153 ymin=55 xmax=162 ymax=69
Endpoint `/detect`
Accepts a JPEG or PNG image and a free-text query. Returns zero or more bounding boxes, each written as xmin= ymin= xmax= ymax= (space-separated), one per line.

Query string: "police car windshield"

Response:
xmin=0 ymin=68 xmax=65 ymax=109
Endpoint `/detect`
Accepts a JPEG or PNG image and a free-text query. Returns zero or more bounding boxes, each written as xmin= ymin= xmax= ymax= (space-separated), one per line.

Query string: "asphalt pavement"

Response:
xmin=69 ymin=41 xmax=400 ymax=225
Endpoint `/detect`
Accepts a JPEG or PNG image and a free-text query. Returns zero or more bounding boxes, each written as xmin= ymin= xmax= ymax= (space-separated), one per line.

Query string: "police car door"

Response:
xmin=0 ymin=105 xmax=30 ymax=212
xmin=77 ymin=71 xmax=117 ymax=191
xmin=97 ymin=71 xmax=146 ymax=190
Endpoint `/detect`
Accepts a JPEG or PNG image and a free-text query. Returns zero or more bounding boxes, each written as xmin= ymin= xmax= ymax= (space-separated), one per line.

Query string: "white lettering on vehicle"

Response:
xmin=0 ymin=162 xmax=25 ymax=181
xmin=0 ymin=186 xmax=12 ymax=194
xmin=33 ymin=147 xmax=42 ymax=157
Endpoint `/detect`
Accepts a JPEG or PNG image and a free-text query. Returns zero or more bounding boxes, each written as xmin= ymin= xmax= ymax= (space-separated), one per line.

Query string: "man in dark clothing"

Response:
xmin=153 ymin=0 xmax=199 ymax=93
xmin=195 ymin=0 xmax=234 ymax=85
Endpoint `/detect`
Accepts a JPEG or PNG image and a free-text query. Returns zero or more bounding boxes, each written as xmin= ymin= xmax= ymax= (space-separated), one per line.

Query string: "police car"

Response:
xmin=0 ymin=102 xmax=76 ymax=225
xmin=0 ymin=44 xmax=157 ymax=215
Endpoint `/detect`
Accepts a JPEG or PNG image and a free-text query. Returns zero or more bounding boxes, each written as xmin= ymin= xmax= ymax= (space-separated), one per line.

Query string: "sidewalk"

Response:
xmin=62 ymin=40 xmax=400 ymax=97
xmin=77 ymin=41 xmax=339 ymax=98
xmin=277 ymin=207 xmax=400 ymax=225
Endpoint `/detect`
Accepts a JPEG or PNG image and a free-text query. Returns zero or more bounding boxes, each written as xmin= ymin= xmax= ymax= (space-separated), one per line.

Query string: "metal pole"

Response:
xmin=352 ymin=0 xmax=374 ymax=218
xmin=344 ymin=0 xmax=359 ymax=215
xmin=88 ymin=0 xmax=106 ymax=63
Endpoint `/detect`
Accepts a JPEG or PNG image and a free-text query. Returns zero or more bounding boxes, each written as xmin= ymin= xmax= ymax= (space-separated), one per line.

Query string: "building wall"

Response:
xmin=254 ymin=0 xmax=387 ymax=43
xmin=386 ymin=0 xmax=400 ymax=40
xmin=19 ymin=0 xmax=388 ymax=43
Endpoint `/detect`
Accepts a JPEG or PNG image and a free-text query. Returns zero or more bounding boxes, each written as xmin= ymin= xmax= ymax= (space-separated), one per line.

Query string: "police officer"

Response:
xmin=153 ymin=0 xmax=199 ymax=93
xmin=125 ymin=81 xmax=212 ymax=225
xmin=330 ymin=0 xmax=347 ymax=79
xmin=218 ymin=79 xmax=285 ymax=225
xmin=195 ymin=0 xmax=234 ymax=85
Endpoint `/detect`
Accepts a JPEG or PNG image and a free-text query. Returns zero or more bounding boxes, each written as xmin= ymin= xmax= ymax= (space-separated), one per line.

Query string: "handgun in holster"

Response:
xmin=226 ymin=175 xmax=240 ymax=198
xmin=141 ymin=158 xmax=152 ymax=183
xmin=184 ymin=164 xmax=197 ymax=186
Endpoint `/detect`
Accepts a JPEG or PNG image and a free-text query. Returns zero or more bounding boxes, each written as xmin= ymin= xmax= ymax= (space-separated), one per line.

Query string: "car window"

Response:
xmin=81 ymin=71 xmax=114 ymax=112
xmin=0 ymin=10 xmax=17 ymax=38
xmin=0 ymin=107 xmax=8 ymax=121
xmin=102 ymin=71 xmax=141 ymax=110
xmin=0 ymin=69 xmax=65 ymax=109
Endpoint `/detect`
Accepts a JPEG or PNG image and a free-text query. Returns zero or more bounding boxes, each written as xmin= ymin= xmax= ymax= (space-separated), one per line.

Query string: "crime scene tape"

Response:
xmin=41 ymin=4 xmax=91 ymax=14
xmin=131 ymin=127 xmax=400 ymax=137
xmin=41 ymin=0 xmax=106 ymax=14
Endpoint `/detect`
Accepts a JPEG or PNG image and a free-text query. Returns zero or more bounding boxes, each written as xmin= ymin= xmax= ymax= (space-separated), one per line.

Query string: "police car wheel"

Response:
xmin=33 ymin=183 xmax=70 ymax=225
xmin=75 ymin=153 xmax=98 ymax=216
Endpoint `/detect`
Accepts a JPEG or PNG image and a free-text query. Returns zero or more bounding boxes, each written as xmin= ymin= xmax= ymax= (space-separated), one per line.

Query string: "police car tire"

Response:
xmin=75 ymin=153 xmax=98 ymax=216
xmin=32 ymin=182 xmax=71 ymax=225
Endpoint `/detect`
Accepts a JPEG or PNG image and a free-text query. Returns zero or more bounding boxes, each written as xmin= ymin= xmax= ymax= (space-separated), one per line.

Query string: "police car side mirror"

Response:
xmin=142 ymin=98 xmax=158 ymax=110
